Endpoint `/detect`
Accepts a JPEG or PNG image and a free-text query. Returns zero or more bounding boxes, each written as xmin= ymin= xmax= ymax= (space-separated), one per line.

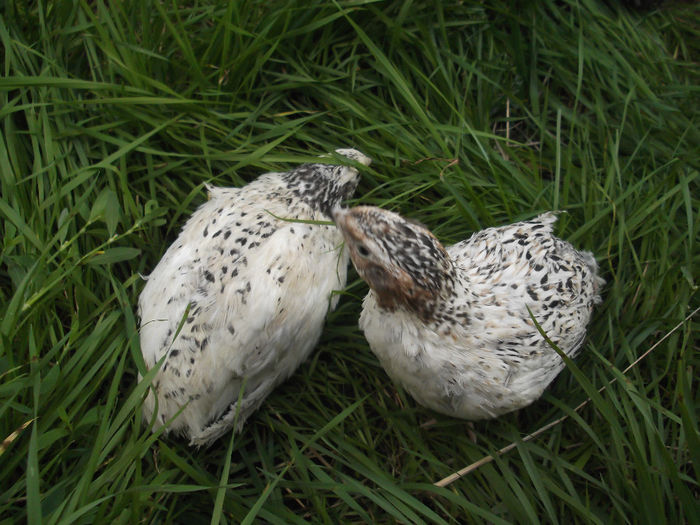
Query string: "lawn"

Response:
xmin=0 ymin=0 xmax=698 ymax=523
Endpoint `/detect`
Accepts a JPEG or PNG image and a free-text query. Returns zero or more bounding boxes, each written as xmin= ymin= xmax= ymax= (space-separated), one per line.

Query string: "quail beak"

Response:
xmin=332 ymin=208 xmax=362 ymax=254
xmin=334 ymin=148 xmax=372 ymax=167
xmin=331 ymin=207 xmax=357 ymax=242
xmin=331 ymin=208 xmax=374 ymax=272
xmin=331 ymin=206 xmax=347 ymax=225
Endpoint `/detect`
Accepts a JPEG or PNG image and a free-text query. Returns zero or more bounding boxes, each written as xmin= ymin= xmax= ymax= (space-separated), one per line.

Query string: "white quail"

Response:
xmin=138 ymin=149 xmax=371 ymax=446
xmin=333 ymin=206 xmax=604 ymax=420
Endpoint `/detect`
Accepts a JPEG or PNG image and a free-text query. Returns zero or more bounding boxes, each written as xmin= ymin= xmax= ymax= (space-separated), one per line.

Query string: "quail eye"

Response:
xmin=356 ymin=244 xmax=371 ymax=258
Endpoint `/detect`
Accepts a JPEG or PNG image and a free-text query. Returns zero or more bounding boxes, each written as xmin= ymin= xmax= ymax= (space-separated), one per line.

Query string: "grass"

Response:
xmin=0 ymin=0 xmax=698 ymax=522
